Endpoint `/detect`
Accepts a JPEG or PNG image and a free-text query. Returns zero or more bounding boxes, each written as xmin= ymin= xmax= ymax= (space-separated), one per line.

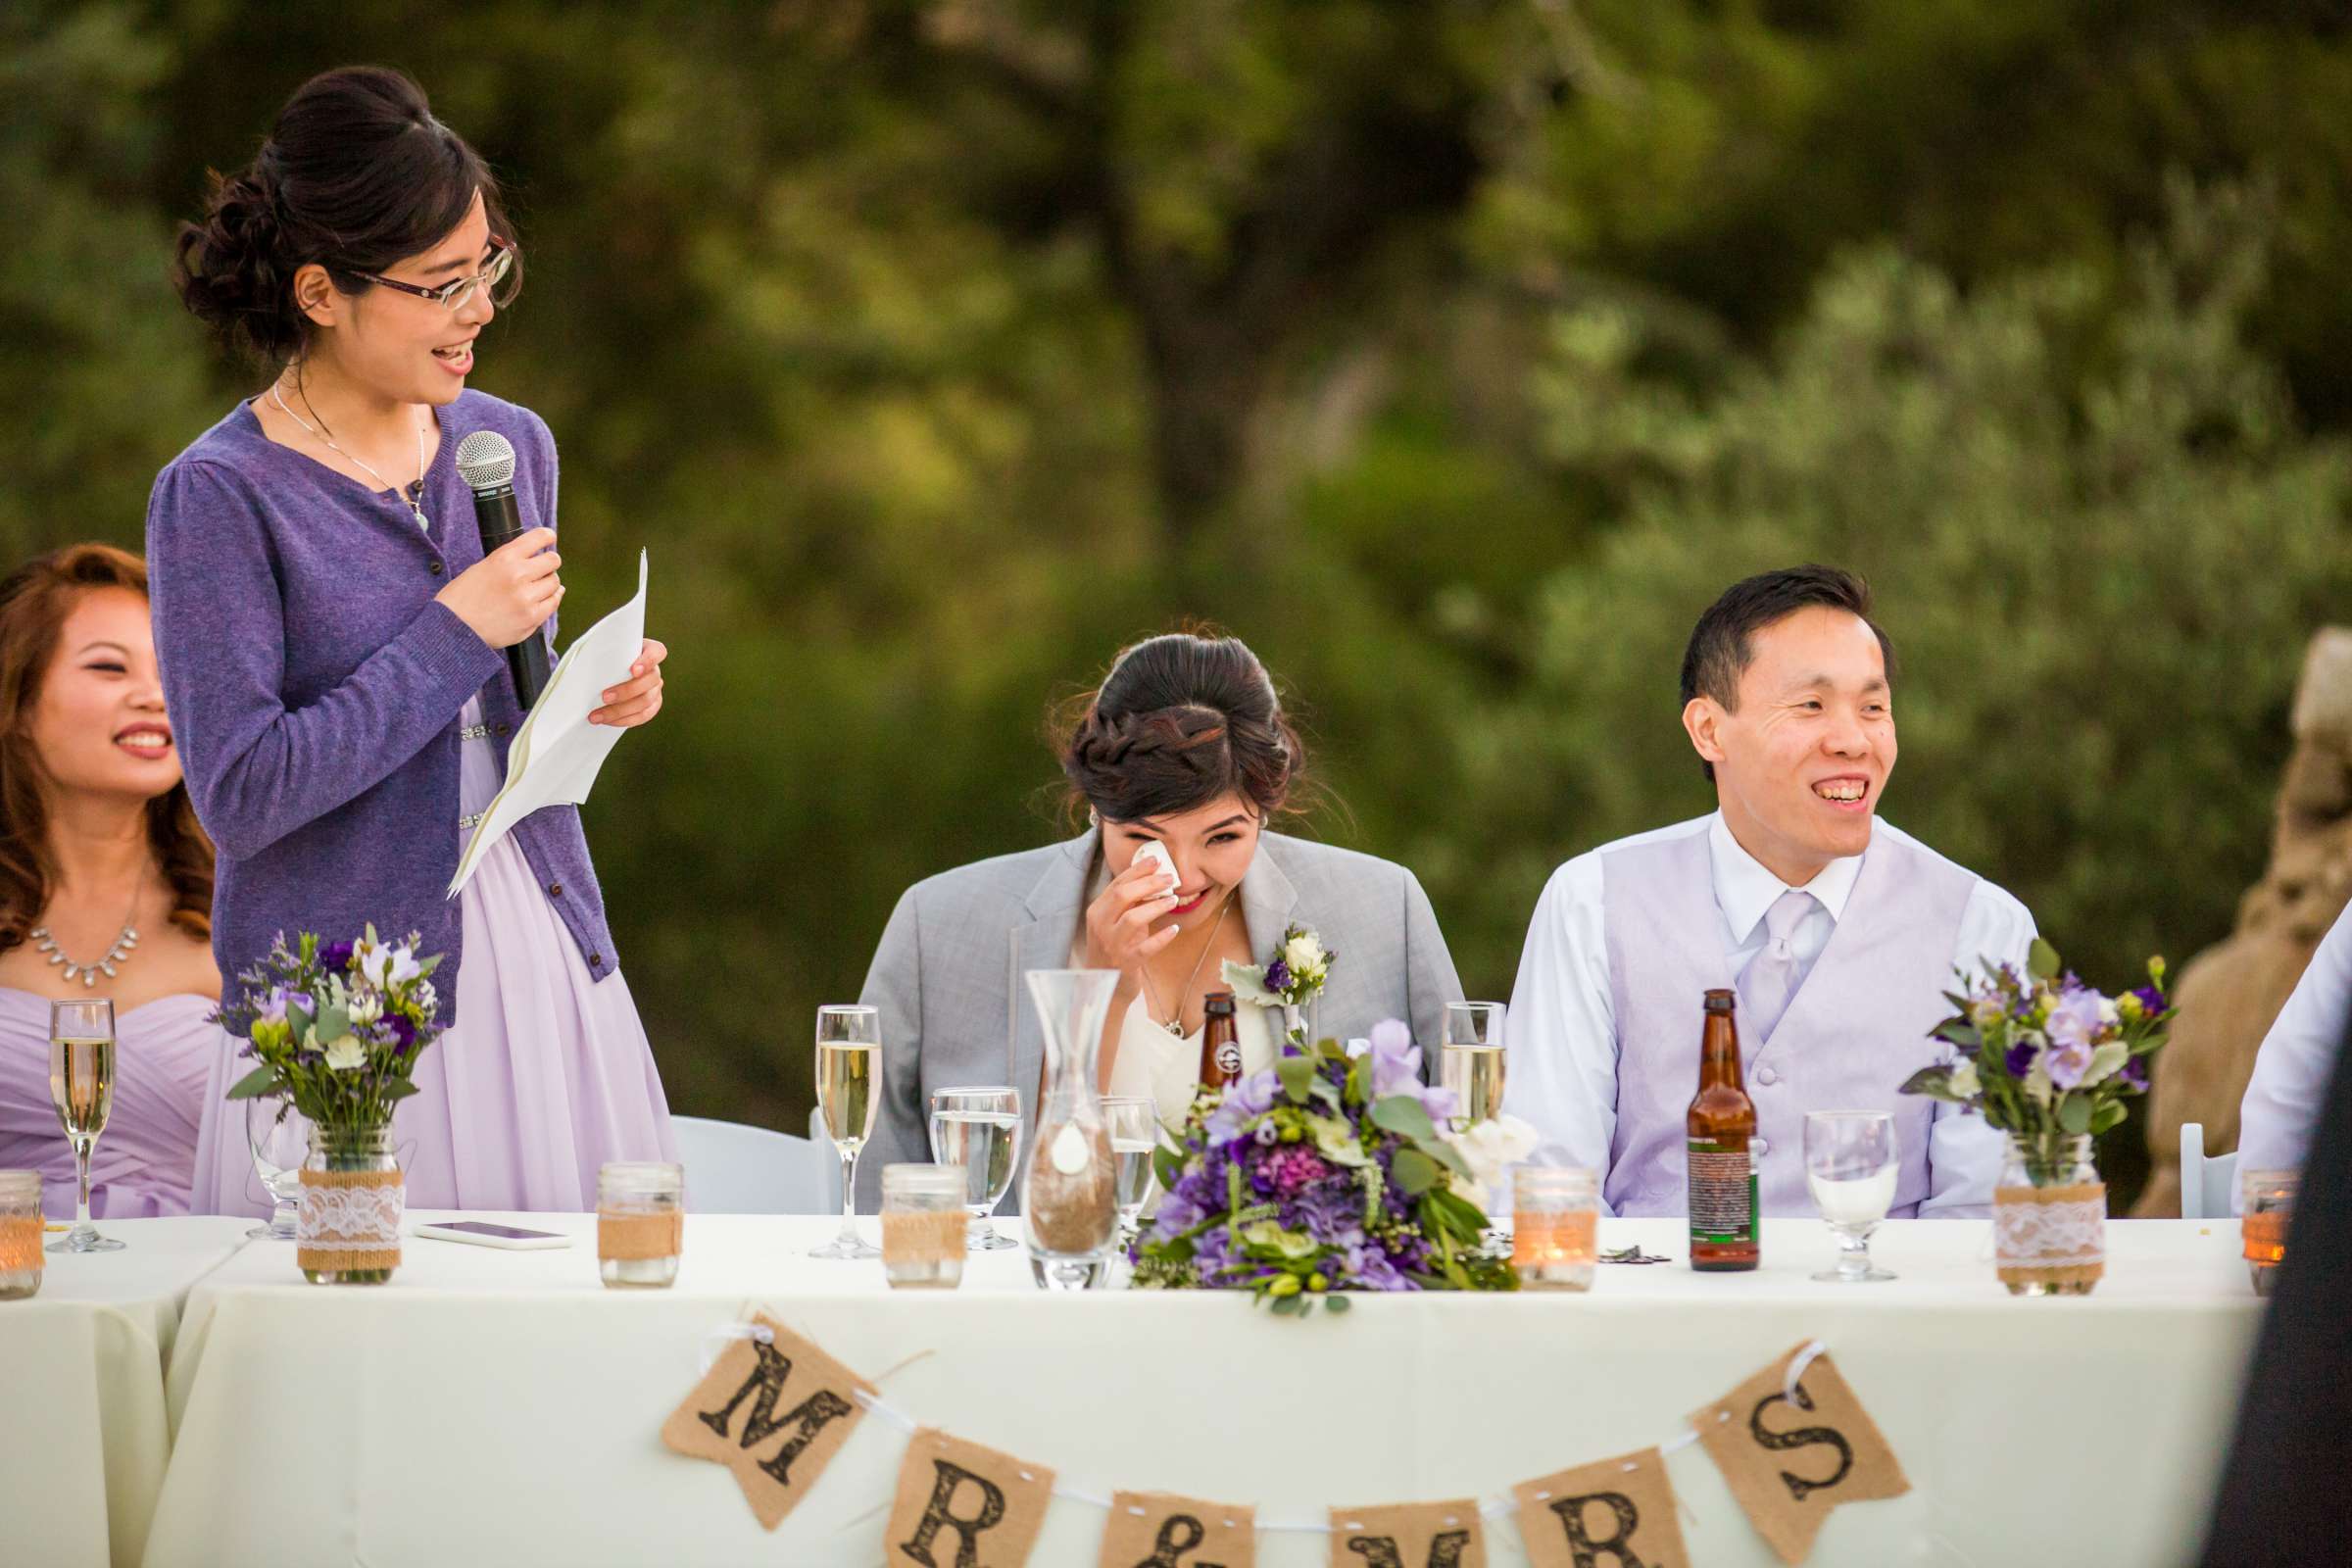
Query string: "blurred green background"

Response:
xmin=11 ymin=2 xmax=2352 ymax=1205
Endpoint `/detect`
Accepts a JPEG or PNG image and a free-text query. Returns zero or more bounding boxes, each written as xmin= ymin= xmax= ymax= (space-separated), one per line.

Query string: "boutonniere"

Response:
xmin=1223 ymin=923 xmax=1336 ymax=1053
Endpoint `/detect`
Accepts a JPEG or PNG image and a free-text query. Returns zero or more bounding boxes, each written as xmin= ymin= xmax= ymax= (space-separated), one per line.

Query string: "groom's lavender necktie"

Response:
xmin=1737 ymin=889 xmax=1818 ymax=1043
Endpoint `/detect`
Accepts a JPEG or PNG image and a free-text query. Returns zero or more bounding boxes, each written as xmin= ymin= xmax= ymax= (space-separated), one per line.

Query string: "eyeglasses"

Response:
xmin=349 ymin=237 xmax=515 ymax=312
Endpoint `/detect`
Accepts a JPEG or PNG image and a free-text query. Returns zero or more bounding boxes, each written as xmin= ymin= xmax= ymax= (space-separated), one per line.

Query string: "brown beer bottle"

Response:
xmin=1688 ymin=988 xmax=1760 ymax=1271
xmin=1199 ymin=990 xmax=1243 ymax=1090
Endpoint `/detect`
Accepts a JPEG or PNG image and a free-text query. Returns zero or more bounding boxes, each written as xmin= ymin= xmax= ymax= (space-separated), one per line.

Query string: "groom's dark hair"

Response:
xmin=1680 ymin=565 xmax=1895 ymax=780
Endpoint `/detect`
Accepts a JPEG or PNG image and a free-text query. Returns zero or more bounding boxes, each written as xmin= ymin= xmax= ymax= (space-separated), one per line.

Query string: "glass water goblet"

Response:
xmin=247 ymin=1099 xmax=312 ymax=1241
xmin=1102 ymin=1095 xmax=1158 ymax=1237
xmin=809 ymin=1004 xmax=882 ymax=1260
xmin=927 ymin=1085 xmax=1023 ymax=1250
xmin=1804 ymin=1110 xmax=1898 ymax=1283
xmin=1440 ymin=1001 xmax=1507 ymax=1129
xmin=48 ymin=999 xmax=123 ymax=1253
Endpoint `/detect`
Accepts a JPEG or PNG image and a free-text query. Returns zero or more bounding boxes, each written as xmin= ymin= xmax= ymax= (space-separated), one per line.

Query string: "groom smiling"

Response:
xmin=1506 ymin=565 xmax=2038 ymax=1218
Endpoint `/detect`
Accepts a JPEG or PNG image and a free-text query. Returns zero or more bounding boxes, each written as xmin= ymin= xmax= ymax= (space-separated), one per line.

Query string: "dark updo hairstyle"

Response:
xmin=172 ymin=65 xmax=519 ymax=365
xmin=1055 ymin=632 xmax=1310 ymax=827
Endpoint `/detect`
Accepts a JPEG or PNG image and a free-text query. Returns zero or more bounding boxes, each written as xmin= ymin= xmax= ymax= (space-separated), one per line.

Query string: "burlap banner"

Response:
xmin=1512 ymin=1447 xmax=1690 ymax=1568
xmin=1326 ymin=1499 xmax=1486 ymax=1568
xmin=1690 ymin=1343 xmax=1908 ymax=1564
xmin=660 ymin=1318 xmax=1913 ymax=1564
xmin=888 ymin=1427 xmax=1057 ymax=1568
xmin=1098 ymin=1491 xmax=1256 ymax=1567
xmin=661 ymin=1314 xmax=873 ymax=1530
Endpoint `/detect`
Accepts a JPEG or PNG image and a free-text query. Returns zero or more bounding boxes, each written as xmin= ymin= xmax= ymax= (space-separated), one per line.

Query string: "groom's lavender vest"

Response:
xmin=1599 ymin=825 xmax=1976 ymax=1218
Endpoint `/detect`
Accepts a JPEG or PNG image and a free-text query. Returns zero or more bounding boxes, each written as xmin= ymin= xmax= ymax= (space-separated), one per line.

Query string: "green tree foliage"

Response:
xmin=3 ymin=3 xmax=2349 ymax=1175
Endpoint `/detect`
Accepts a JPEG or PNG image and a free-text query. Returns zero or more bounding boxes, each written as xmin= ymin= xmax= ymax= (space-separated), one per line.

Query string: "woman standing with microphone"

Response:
xmin=151 ymin=67 xmax=674 ymax=1212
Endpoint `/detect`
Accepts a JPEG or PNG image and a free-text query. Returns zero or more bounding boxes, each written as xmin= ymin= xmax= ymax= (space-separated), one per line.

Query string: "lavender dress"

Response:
xmin=189 ymin=696 xmax=674 ymax=1216
xmin=0 ymin=988 xmax=214 ymax=1219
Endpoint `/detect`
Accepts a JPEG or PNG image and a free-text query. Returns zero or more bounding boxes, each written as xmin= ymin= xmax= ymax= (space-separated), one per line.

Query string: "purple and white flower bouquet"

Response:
xmin=1900 ymin=939 xmax=2174 ymax=1185
xmin=1223 ymin=923 xmax=1335 ymax=1053
xmin=1129 ymin=1020 xmax=1517 ymax=1315
xmin=217 ymin=925 xmax=449 ymax=1133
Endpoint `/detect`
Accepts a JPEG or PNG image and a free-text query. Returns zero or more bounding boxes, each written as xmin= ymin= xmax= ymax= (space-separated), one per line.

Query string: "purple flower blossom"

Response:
xmin=318 ymin=940 xmax=356 ymax=972
xmin=2130 ymin=986 xmax=2165 ymax=1019
xmin=256 ymin=986 xmax=291 ymax=1025
xmin=2120 ymin=1054 xmax=2149 ymax=1092
xmin=2045 ymin=987 xmax=2104 ymax=1054
xmin=385 ymin=1013 xmax=417 ymax=1054
xmin=2005 ymin=1040 xmax=2039 ymax=1077
xmin=1263 ymin=957 xmax=1293 ymax=993
xmin=2045 ymin=1035 xmax=2094 ymax=1090
xmin=1263 ymin=1145 xmax=1330 ymax=1197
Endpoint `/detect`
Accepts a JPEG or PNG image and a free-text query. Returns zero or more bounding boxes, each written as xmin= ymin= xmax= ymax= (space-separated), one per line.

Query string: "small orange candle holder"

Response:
xmin=2241 ymin=1168 xmax=2298 ymax=1298
xmin=1511 ymin=1166 xmax=1598 ymax=1292
xmin=0 ymin=1170 xmax=40 ymax=1299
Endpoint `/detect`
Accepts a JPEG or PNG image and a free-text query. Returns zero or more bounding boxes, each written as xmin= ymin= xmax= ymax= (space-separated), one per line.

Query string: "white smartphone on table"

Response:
xmin=412 ymin=1219 xmax=572 ymax=1250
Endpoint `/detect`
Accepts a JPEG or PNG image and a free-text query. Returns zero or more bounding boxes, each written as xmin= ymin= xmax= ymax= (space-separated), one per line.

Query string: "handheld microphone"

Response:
xmin=453 ymin=430 xmax=552 ymax=710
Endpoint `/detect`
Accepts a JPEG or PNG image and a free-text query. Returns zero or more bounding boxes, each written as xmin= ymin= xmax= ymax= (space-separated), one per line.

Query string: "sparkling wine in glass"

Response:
xmin=1102 ymin=1096 xmax=1157 ymax=1234
xmin=1804 ymin=1110 xmax=1898 ymax=1283
xmin=49 ymin=998 xmax=123 ymax=1253
xmin=809 ymin=1004 xmax=882 ymax=1260
xmin=1440 ymin=1001 xmax=1507 ymax=1128
xmin=246 ymin=1099 xmax=312 ymax=1241
xmin=927 ymin=1086 xmax=1022 ymax=1251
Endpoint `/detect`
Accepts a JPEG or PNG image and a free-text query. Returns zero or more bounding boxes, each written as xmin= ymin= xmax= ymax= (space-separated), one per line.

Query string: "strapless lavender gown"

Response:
xmin=190 ymin=698 xmax=675 ymax=1215
xmin=0 ymin=987 xmax=214 ymax=1220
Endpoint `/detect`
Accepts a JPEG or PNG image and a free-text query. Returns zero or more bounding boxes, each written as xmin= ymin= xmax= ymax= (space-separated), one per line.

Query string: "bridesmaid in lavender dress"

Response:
xmin=149 ymin=68 xmax=674 ymax=1213
xmin=0 ymin=546 xmax=221 ymax=1219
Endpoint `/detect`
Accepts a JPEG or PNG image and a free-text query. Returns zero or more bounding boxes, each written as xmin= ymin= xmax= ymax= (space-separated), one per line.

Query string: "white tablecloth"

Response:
xmin=1 ymin=1217 xmax=255 ymax=1568
xmin=148 ymin=1213 xmax=2261 ymax=1567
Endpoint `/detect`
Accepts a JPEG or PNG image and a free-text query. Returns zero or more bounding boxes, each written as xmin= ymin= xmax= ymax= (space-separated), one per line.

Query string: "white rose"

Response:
xmin=1282 ymin=931 xmax=1326 ymax=977
xmin=1948 ymin=1059 xmax=1982 ymax=1098
xmin=322 ymin=1034 xmax=367 ymax=1072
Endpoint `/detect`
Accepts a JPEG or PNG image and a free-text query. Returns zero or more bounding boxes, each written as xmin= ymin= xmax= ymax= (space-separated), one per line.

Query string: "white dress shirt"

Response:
xmin=1507 ymin=812 xmax=2038 ymax=1215
xmin=2235 ymin=898 xmax=2352 ymax=1200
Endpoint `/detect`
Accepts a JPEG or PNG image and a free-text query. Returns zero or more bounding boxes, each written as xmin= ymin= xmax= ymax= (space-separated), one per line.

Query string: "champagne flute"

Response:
xmin=49 ymin=998 xmax=123 ymax=1253
xmin=1804 ymin=1110 xmax=1898 ymax=1283
xmin=246 ymin=1099 xmax=312 ymax=1241
xmin=1440 ymin=1002 xmax=1507 ymax=1128
xmin=809 ymin=1004 xmax=882 ymax=1260
xmin=927 ymin=1086 xmax=1022 ymax=1250
xmin=1102 ymin=1095 xmax=1157 ymax=1235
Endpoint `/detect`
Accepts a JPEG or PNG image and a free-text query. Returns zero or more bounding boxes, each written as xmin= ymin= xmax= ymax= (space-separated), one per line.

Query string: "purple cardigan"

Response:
xmin=145 ymin=390 xmax=616 ymax=1025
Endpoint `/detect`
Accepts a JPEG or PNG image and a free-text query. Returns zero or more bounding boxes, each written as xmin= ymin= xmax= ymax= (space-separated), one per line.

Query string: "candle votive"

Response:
xmin=598 ymin=1161 xmax=684 ymax=1288
xmin=2241 ymin=1168 xmax=2298 ymax=1298
xmin=882 ymin=1164 xmax=967 ymax=1289
xmin=1512 ymin=1165 xmax=1597 ymax=1292
xmin=0 ymin=1171 xmax=40 ymax=1299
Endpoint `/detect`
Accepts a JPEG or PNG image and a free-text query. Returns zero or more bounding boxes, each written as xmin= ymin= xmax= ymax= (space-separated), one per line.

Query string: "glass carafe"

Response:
xmin=1020 ymin=969 xmax=1120 ymax=1291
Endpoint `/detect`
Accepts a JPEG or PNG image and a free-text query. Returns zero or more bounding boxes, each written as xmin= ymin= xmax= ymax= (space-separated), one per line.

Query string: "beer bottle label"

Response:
xmin=1687 ymin=1137 xmax=1758 ymax=1244
xmin=1213 ymin=1040 xmax=1242 ymax=1076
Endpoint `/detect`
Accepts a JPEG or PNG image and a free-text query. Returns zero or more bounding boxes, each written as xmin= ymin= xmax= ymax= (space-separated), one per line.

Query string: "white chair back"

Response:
xmin=670 ymin=1113 xmax=839 ymax=1214
xmin=2179 ymin=1121 xmax=2239 ymax=1220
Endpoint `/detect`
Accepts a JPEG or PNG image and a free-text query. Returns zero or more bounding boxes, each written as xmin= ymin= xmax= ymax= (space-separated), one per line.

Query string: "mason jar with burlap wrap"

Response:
xmin=298 ymin=1125 xmax=404 ymax=1284
xmin=598 ymin=1160 xmax=684 ymax=1288
xmin=0 ymin=1169 xmax=42 ymax=1298
xmin=1992 ymin=1133 xmax=2104 ymax=1297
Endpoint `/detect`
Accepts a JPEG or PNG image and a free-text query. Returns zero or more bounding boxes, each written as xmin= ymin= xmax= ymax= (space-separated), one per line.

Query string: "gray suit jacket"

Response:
xmin=856 ymin=828 xmax=1464 ymax=1207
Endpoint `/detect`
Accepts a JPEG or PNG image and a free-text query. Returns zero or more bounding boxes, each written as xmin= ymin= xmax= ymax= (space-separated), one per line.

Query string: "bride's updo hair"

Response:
xmin=1055 ymin=632 xmax=1308 ymax=826
xmin=172 ymin=65 xmax=519 ymax=365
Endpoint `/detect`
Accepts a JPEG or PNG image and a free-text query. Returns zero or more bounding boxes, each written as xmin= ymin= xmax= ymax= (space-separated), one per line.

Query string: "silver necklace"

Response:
xmin=270 ymin=379 xmax=431 ymax=532
xmin=31 ymin=879 xmax=143 ymax=990
xmin=1139 ymin=891 xmax=1235 ymax=1037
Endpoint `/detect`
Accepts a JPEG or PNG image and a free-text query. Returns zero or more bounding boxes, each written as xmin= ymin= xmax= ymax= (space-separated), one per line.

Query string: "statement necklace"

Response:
xmin=31 ymin=880 xmax=143 ymax=989
xmin=1139 ymin=891 xmax=1234 ymax=1037
xmin=270 ymin=379 xmax=431 ymax=532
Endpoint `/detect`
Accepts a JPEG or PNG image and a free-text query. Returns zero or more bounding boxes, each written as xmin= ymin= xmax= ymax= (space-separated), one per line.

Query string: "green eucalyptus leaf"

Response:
xmin=382 ymin=1078 xmax=422 ymax=1101
xmin=224 ymin=1065 xmax=281 ymax=1101
xmin=2028 ymin=939 xmax=2062 ymax=982
xmin=1276 ymin=1054 xmax=1317 ymax=1104
xmin=1152 ymin=1143 xmax=1186 ymax=1190
xmin=2090 ymin=1100 xmax=2129 ymax=1135
xmin=1898 ymin=1066 xmax=1955 ymax=1099
xmin=1391 ymin=1148 xmax=1439 ymax=1195
xmin=1369 ymin=1095 xmax=1440 ymax=1145
xmin=2058 ymin=1095 xmax=2092 ymax=1135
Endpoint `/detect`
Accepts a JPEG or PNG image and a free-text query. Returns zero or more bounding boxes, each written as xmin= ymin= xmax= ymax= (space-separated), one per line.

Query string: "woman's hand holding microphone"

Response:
xmin=434 ymin=528 xmax=668 ymax=729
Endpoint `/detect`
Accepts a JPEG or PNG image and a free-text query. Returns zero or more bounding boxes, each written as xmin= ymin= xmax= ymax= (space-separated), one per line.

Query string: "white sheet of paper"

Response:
xmin=447 ymin=551 xmax=648 ymax=898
